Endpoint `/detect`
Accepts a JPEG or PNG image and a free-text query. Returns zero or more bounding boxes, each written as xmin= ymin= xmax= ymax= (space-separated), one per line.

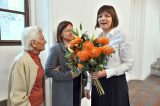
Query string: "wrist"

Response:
xmin=102 ymin=70 xmax=107 ymax=77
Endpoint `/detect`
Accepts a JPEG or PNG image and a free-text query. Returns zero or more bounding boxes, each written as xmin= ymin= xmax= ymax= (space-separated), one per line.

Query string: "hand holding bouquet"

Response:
xmin=65 ymin=24 xmax=115 ymax=96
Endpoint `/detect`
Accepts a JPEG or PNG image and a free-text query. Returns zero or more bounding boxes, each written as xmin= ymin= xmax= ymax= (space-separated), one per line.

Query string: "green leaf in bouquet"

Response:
xmin=75 ymin=56 xmax=80 ymax=64
xmin=98 ymin=64 xmax=104 ymax=69
xmin=95 ymin=66 xmax=100 ymax=72
xmin=94 ymin=42 xmax=102 ymax=47
xmin=103 ymin=61 xmax=108 ymax=65
xmin=82 ymin=31 xmax=88 ymax=37
xmin=72 ymin=28 xmax=79 ymax=36
xmin=108 ymin=55 xmax=113 ymax=58
xmin=80 ymin=23 xmax=82 ymax=31
xmin=83 ymin=32 xmax=92 ymax=41
xmin=94 ymin=64 xmax=104 ymax=72
xmin=90 ymin=34 xmax=95 ymax=42
xmin=100 ymin=54 xmax=107 ymax=61
xmin=88 ymin=58 xmax=97 ymax=66
xmin=68 ymin=47 xmax=73 ymax=53
xmin=96 ymin=55 xmax=105 ymax=63
xmin=64 ymin=52 xmax=72 ymax=59
xmin=76 ymin=28 xmax=79 ymax=36
xmin=72 ymin=66 xmax=79 ymax=73
xmin=66 ymin=62 xmax=73 ymax=69
xmin=82 ymin=63 xmax=90 ymax=72
xmin=82 ymin=31 xmax=88 ymax=36
xmin=77 ymin=42 xmax=83 ymax=49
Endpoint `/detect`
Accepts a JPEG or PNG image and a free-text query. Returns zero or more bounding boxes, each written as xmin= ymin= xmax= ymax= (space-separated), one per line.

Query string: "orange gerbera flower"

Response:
xmin=70 ymin=37 xmax=83 ymax=48
xmin=94 ymin=37 xmax=109 ymax=45
xmin=100 ymin=46 xmax=114 ymax=55
xmin=90 ymin=47 xmax=101 ymax=58
xmin=82 ymin=40 xmax=94 ymax=50
xmin=77 ymin=64 xmax=83 ymax=69
xmin=77 ymin=50 xmax=90 ymax=61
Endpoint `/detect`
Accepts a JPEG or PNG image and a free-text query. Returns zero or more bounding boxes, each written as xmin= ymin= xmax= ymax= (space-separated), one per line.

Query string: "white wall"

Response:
xmin=53 ymin=0 xmax=131 ymax=35
xmin=126 ymin=0 xmax=160 ymax=80
xmin=141 ymin=0 xmax=160 ymax=79
xmin=129 ymin=0 xmax=146 ymax=79
xmin=0 ymin=46 xmax=21 ymax=100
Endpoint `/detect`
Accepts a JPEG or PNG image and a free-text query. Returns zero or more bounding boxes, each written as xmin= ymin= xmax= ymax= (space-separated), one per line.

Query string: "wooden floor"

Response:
xmin=128 ymin=75 xmax=160 ymax=106
xmin=1 ymin=75 xmax=160 ymax=106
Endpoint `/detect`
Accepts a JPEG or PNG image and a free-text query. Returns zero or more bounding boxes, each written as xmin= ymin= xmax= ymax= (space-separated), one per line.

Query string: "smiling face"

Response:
xmin=61 ymin=24 xmax=75 ymax=42
xmin=98 ymin=12 xmax=112 ymax=32
xmin=95 ymin=5 xmax=119 ymax=31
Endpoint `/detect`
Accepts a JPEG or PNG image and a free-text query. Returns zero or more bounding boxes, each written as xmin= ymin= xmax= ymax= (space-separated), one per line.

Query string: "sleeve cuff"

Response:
xmin=106 ymin=68 xmax=115 ymax=78
xmin=85 ymin=82 xmax=92 ymax=90
xmin=85 ymin=74 xmax=92 ymax=90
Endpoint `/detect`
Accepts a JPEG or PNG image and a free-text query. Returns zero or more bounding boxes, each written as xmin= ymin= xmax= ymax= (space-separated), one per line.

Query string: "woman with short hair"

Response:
xmin=8 ymin=26 xmax=47 ymax=106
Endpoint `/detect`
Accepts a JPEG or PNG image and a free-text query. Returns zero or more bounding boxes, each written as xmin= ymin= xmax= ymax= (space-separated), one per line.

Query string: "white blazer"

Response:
xmin=7 ymin=51 xmax=39 ymax=106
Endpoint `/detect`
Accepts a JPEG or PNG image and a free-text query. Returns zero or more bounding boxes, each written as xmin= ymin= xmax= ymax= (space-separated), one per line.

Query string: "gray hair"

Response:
xmin=21 ymin=26 xmax=42 ymax=51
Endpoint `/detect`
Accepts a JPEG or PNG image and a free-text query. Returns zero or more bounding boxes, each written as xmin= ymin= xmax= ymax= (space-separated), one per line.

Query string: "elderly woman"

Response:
xmin=7 ymin=26 xmax=47 ymax=106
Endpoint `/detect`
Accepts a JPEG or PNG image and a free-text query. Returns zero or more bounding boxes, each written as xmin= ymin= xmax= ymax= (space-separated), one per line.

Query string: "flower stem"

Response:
xmin=93 ymin=79 xmax=105 ymax=96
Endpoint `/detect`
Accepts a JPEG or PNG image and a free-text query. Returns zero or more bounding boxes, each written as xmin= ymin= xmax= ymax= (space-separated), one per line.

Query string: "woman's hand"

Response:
xmin=71 ymin=71 xmax=80 ymax=78
xmin=90 ymin=70 xmax=107 ymax=79
xmin=84 ymin=89 xmax=91 ymax=100
xmin=54 ymin=66 xmax=61 ymax=71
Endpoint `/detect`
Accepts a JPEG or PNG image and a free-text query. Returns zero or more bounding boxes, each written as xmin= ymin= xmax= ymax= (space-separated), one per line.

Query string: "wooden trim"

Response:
xmin=0 ymin=0 xmax=29 ymax=46
xmin=0 ymin=8 xmax=25 ymax=15
xmin=25 ymin=0 xmax=30 ymax=26
xmin=0 ymin=40 xmax=21 ymax=46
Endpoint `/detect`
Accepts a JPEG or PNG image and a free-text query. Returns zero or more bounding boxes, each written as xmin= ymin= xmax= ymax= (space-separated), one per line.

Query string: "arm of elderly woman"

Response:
xmin=8 ymin=57 xmax=32 ymax=106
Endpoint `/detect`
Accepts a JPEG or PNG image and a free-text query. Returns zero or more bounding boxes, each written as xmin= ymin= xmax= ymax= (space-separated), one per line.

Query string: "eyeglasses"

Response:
xmin=63 ymin=29 xmax=72 ymax=33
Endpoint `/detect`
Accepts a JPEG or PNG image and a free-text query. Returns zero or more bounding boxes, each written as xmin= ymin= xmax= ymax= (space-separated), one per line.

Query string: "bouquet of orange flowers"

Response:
xmin=65 ymin=24 xmax=115 ymax=96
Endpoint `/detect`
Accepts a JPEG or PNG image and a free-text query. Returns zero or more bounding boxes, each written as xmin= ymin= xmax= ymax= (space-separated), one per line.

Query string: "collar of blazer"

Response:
xmin=15 ymin=51 xmax=38 ymax=70
xmin=59 ymin=43 xmax=67 ymax=53
xmin=23 ymin=51 xmax=39 ymax=93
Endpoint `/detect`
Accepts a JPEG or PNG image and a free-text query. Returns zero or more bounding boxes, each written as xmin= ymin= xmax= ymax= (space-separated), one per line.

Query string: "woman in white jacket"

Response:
xmin=8 ymin=26 xmax=46 ymax=106
xmin=84 ymin=5 xmax=134 ymax=106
